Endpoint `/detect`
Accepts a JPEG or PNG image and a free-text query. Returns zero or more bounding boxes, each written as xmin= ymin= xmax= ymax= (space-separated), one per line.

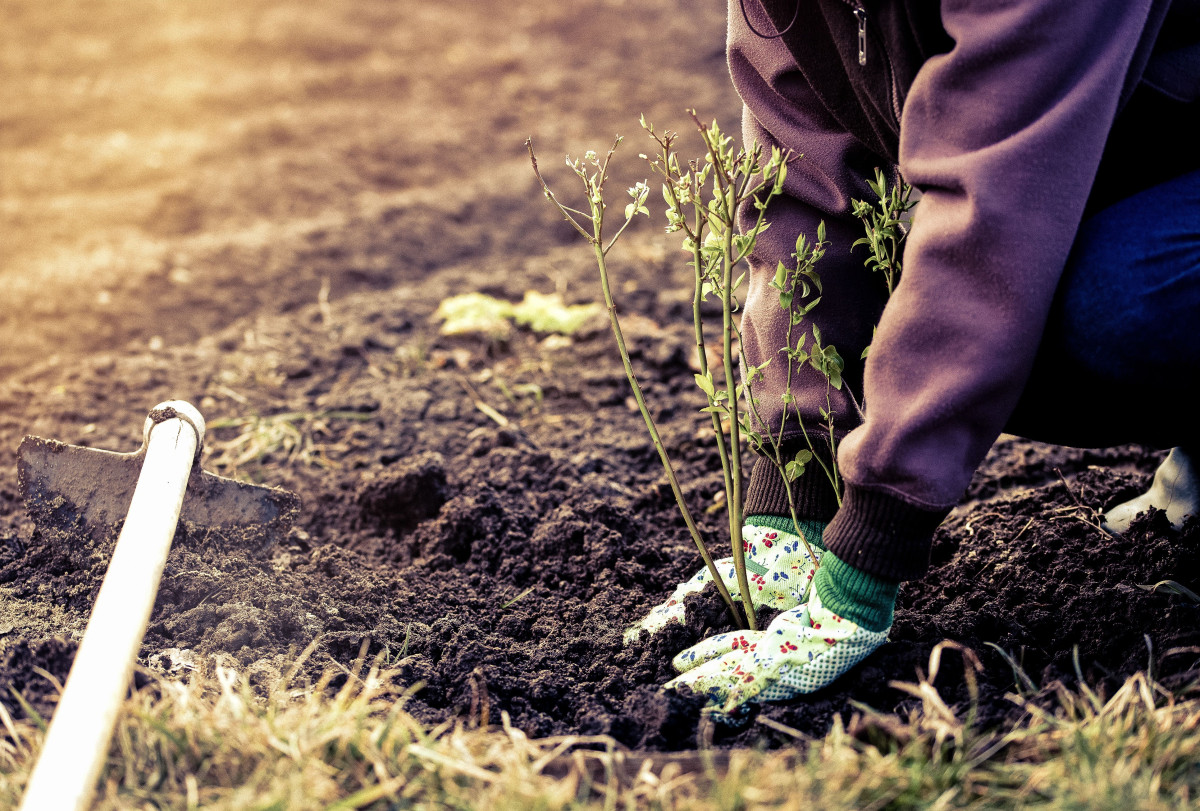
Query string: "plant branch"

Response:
xmin=529 ymin=136 xmax=744 ymax=628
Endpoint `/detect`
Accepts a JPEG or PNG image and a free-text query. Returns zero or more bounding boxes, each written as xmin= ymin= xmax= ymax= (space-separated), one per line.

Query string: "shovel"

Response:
xmin=15 ymin=401 xmax=300 ymax=811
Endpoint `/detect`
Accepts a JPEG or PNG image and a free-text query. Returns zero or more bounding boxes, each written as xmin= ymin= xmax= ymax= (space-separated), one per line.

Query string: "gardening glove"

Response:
xmin=622 ymin=518 xmax=823 ymax=644
xmin=664 ymin=552 xmax=895 ymax=719
xmin=1104 ymin=447 xmax=1199 ymax=534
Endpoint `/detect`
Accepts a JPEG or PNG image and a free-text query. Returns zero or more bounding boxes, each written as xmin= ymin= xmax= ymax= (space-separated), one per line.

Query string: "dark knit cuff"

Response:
xmin=743 ymin=451 xmax=841 ymax=525
xmin=822 ymin=483 xmax=951 ymax=581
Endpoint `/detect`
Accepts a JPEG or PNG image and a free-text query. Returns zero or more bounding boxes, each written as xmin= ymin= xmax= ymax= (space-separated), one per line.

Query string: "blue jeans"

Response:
xmin=1008 ymin=168 xmax=1200 ymax=449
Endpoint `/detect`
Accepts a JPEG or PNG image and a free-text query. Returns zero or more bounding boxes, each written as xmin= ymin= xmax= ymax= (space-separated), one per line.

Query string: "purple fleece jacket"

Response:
xmin=731 ymin=0 xmax=1199 ymax=580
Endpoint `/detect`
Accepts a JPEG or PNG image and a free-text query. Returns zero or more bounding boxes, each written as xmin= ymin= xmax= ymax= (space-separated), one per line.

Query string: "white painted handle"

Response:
xmin=19 ymin=402 xmax=205 ymax=811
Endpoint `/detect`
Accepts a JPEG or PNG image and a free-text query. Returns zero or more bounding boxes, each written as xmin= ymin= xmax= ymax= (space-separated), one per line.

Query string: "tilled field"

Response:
xmin=1 ymin=0 xmax=1197 ymax=753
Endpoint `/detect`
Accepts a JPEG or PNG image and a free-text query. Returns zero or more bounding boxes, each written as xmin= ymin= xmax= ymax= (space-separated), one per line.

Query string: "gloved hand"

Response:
xmin=623 ymin=520 xmax=822 ymax=644
xmin=663 ymin=552 xmax=897 ymax=719
xmin=1104 ymin=447 xmax=1199 ymax=534
xmin=663 ymin=587 xmax=889 ymax=718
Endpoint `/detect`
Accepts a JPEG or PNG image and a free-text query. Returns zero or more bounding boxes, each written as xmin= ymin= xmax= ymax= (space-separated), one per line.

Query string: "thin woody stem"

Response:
xmin=695 ymin=114 xmax=756 ymax=631
xmin=656 ymin=132 xmax=745 ymax=622
xmin=528 ymin=137 xmax=745 ymax=629
xmin=736 ymin=331 xmax=821 ymax=569
xmin=679 ymin=180 xmax=737 ymax=558
xmin=720 ymin=233 xmax=752 ymax=629
xmin=604 ymin=210 xmax=640 ymax=255
xmin=825 ymin=386 xmax=842 ymax=504
xmin=588 ymin=239 xmax=743 ymax=628
xmin=527 ymin=143 xmax=596 ymax=244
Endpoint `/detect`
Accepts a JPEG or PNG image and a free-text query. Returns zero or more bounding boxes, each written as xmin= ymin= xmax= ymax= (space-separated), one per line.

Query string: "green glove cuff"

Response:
xmin=813 ymin=552 xmax=898 ymax=632
xmin=745 ymin=514 xmax=827 ymax=552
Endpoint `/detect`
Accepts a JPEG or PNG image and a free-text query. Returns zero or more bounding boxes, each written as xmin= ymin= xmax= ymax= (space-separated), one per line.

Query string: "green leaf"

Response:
xmin=1137 ymin=580 xmax=1200 ymax=604
xmin=433 ymin=292 xmax=515 ymax=339
xmin=823 ymin=345 xmax=845 ymax=389
xmin=694 ymin=373 xmax=716 ymax=398
xmin=785 ymin=460 xmax=806 ymax=481
xmin=826 ymin=346 xmax=844 ymax=373
xmin=794 ymin=449 xmax=813 ymax=464
xmin=699 ymin=405 xmax=728 ymax=415
xmin=512 ymin=291 xmax=603 ymax=335
xmin=772 ymin=262 xmax=788 ymax=290
xmin=804 ymin=269 xmax=823 ymax=294
xmin=779 ymin=291 xmax=793 ymax=310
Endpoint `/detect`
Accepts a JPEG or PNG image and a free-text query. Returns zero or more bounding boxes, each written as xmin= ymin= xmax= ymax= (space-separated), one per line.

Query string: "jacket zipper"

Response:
xmin=839 ymin=0 xmax=903 ymax=124
xmin=853 ymin=6 xmax=868 ymax=65
xmin=839 ymin=0 xmax=868 ymax=65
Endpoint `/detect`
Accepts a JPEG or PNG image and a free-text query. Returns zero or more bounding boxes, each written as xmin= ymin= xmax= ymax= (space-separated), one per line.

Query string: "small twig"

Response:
xmin=469 ymin=668 xmax=490 ymax=729
xmin=1054 ymin=468 xmax=1086 ymax=509
xmin=400 ymin=623 xmax=412 ymax=660
xmin=501 ymin=586 xmax=535 ymax=610
xmin=756 ymin=715 xmax=809 ymax=741
xmin=526 ymin=139 xmax=595 ymax=244
xmin=213 ymin=384 xmax=249 ymax=405
xmin=457 ymin=378 xmax=510 ymax=427
xmin=318 ymin=276 xmax=335 ymax=330
xmin=1009 ymin=517 xmax=1036 ymax=545
xmin=196 ymin=583 xmax=230 ymax=607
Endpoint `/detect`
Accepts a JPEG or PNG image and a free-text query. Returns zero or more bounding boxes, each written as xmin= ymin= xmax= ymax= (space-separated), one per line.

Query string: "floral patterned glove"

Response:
xmin=663 ymin=588 xmax=889 ymax=717
xmin=622 ymin=522 xmax=821 ymax=644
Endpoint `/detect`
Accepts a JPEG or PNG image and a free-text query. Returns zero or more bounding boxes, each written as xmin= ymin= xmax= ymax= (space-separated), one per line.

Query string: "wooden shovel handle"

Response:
xmin=19 ymin=402 xmax=205 ymax=811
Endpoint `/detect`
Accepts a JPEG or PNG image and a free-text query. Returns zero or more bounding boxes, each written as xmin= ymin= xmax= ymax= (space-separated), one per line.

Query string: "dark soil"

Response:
xmin=2 ymin=0 xmax=1198 ymax=753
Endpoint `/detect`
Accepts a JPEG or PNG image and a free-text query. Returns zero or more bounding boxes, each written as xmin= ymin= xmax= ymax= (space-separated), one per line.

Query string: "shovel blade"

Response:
xmin=18 ymin=435 xmax=300 ymax=551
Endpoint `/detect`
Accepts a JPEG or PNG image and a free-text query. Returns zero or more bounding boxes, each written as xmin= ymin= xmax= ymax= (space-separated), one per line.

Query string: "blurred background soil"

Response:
xmin=0 ymin=0 xmax=737 ymax=376
xmin=0 ymin=0 xmax=1197 ymax=751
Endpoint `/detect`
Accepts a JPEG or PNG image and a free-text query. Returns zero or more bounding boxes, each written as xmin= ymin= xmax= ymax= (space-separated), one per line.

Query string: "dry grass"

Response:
xmin=3 ymin=642 xmax=1200 ymax=809
xmin=205 ymin=411 xmax=373 ymax=475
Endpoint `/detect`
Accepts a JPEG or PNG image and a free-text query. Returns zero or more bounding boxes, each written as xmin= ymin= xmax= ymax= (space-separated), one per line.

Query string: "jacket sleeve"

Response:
xmin=730 ymin=2 xmax=899 ymax=523
xmin=825 ymin=0 xmax=1164 ymax=579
